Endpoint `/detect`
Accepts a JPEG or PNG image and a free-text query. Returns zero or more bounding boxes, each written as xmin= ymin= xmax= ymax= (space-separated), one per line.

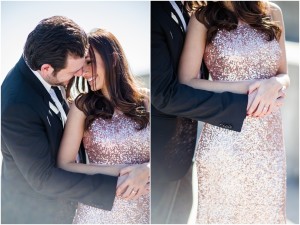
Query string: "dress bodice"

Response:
xmin=74 ymin=112 xmax=150 ymax=224
xmin=204 ymin=24 xmax=281 ymax=81
xmin=83 ymin=112 xmax=150 ymax=165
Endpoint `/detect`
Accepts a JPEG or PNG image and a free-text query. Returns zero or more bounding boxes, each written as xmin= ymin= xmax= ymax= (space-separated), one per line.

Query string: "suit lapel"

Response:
xmin=17 ymin=56 xmax=63 ymax=124
xmin=45 ymin=96 xmax=63 ymax=123
xmin=164 ymin=2 xmax=186 ymax=34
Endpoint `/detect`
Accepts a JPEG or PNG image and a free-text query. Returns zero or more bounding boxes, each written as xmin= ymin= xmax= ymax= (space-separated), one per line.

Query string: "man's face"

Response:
xmin=44 ymin=54 xmax=85 ymax=86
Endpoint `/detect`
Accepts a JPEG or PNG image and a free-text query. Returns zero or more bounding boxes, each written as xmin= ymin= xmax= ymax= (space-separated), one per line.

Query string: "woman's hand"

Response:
xmin=116 ymin=163 xmax=150 ymax=200
xmin=247 ymin=77 xmax=286 ymax=117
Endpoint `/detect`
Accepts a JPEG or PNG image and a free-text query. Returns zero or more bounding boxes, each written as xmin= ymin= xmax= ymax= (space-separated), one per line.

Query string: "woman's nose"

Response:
xmin=74 ymin=67 xmax=84 ymax=77
xmin=82 ymin=70 xmax=91 ymax=79
xmin=81 ymin=64 xmax=91 ymax=76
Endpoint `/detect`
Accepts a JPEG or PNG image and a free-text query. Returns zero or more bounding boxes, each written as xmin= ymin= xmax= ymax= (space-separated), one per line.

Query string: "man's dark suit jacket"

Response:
xmin=1 ymin=56 xmax=118 ymax=223
xmin=151 ymin=2 xmax=248 ymax=182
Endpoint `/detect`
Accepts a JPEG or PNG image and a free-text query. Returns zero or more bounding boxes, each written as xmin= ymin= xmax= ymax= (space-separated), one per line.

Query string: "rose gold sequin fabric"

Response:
xmin=73 ymin=113 xmax=150 ymax=224
xmin=196 ymin=24 xmax=286 ymax=224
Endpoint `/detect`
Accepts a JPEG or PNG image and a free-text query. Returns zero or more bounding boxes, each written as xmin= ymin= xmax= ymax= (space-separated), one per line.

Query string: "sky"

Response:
xmin=1 ymin=1 xmax=150 ymax=84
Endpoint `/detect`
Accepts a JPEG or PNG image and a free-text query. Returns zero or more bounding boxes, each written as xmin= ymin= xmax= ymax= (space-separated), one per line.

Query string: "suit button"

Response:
xmin=219 ymin=123 xmax=232 ymax=129
xmin=224 ymin=124 xmax=232 ymax=129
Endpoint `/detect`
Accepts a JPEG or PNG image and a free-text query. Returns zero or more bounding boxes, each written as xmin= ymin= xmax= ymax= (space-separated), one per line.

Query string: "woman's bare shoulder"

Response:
xmin=267 ymin=2 xmax=283 ymax=21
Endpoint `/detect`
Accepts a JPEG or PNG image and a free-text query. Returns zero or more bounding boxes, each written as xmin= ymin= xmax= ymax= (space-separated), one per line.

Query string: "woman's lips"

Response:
xmin=87 ymin=76 xmax=96 ymax=84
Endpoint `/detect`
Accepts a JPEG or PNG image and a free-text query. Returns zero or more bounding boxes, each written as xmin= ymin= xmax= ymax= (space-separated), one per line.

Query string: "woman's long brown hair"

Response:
xmin=193 ymin=1 xmax=281 ymax=44
xmin=68 ymin=29 xmax=149 ymax=131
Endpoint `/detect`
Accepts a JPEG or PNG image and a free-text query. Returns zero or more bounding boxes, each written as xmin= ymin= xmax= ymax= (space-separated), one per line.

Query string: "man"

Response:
xmin=1 ymin=16 xmax=120 ymax=223
xmin=151 ymin=1 xmax=285 ymax=223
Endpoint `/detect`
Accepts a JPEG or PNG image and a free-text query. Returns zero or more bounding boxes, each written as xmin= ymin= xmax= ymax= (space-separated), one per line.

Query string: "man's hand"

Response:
xmin=116 ymin=163 xmax=150 ymax=200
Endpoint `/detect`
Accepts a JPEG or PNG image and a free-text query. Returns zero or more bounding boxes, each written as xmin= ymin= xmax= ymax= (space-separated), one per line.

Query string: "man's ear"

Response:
xmin=40 ymin=64 xmax=54 ymax=78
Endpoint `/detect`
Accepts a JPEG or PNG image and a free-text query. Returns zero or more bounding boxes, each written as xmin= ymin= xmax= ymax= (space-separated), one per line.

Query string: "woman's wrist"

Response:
xmin=270 ymin=76 xmax=284 ymax=90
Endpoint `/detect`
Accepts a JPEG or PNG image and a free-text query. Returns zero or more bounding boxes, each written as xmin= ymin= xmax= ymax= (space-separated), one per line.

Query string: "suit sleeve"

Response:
xmin=1 ymin=103 xmax=117 ymax=210
xmin=151 ymin=15 xmax=248 ymax=132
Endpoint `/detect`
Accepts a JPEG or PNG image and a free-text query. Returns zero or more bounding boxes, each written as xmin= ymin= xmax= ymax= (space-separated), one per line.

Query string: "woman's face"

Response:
xmin=83 ymin=48 xmax=106 ymax=92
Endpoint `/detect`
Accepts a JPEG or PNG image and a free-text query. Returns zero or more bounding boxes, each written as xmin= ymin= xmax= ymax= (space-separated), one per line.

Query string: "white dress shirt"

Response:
xmin=31 ymin=69 xmax=67 ymax=126
xmin=170 ymin=1 xmax=187 ymax=32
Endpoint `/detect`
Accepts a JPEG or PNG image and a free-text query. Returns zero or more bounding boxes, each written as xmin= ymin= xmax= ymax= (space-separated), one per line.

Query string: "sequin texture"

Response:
xmin=73 ymin=112 xmax=150 ymax=224
xmin=196 ymin=24 xmax=286 ymax=224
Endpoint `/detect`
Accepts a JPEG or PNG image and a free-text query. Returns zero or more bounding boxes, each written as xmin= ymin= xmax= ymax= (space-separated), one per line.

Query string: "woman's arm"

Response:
xmin=57 ymin=103 xmax=125 ymax=176
xmin=178 ymin=14 xmax=253 ymax=94
xmin=247 ymin=2 xmax=290 ymax=116
xmin=271 ymin=2 xmax=289 ymax=86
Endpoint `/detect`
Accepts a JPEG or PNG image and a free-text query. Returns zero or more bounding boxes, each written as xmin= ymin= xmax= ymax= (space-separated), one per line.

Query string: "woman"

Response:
xmin=57 ymin=29 xmax=150 ymax=224
xmin=179 ymin=1 xmax=289 ymax=223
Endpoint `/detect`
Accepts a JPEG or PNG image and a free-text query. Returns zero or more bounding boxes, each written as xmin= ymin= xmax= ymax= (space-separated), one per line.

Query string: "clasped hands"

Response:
xmin=247 ymin=77 xmax=286 ymax=117
xmin=116 ymin=162 xmax=150 ymax=200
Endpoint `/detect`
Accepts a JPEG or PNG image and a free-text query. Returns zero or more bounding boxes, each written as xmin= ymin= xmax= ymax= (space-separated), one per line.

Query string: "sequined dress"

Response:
xmin=196 ymin=24 xmax=286 ymax=224
xmin=73 ymin=112 xmax=150 ymax=224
